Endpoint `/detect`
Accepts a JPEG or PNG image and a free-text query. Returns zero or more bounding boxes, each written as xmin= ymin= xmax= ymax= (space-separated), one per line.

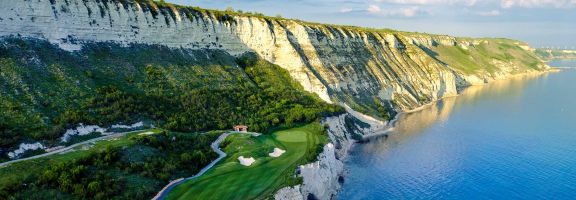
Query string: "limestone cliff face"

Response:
xmin=0 ymin=0 xmax=547 ymax=116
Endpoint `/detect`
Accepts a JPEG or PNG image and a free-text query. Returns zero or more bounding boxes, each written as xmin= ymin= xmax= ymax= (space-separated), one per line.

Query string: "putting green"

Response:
xmin=166 ymin=123 xmax=327 ymax=200
xmin=275 ymin=129 xmax=308 ymax=142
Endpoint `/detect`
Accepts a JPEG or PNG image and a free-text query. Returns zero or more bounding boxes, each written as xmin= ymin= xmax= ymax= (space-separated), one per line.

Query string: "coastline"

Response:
xmin=361 ymin=69 xmax=555 ymax=141
xmin=277 ymin=68 xmax=555 ymax=200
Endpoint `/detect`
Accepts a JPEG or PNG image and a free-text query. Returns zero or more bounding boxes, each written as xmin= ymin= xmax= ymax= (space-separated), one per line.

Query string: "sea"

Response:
xmin=338 ymin=60 xmax=576 ymax=199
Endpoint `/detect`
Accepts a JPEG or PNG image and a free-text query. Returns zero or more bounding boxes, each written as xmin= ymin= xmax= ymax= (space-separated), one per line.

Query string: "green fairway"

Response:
xmin=167 ymin=123 xmax=328 ymax=200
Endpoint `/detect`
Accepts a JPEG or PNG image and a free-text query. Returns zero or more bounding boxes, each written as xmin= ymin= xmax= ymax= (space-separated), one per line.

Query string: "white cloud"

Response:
xmin=396 ymin=6 xmax=421 ymax=16
xmin=368 ymin=5 xmax=382 ymax=13
xmin=475 ymin=9 xmax=501 ymax=16
xmin=375 ymin=0 xmax=478 ymax=6
xmin=340 ymin=7 xmax=354 ymax=13
xmin=374 ymin=0 xmax=576 ymax=8
xmin=367 ymin=5 xmax=425 ymax=17
xmin=500 ymin=0 xmax=576 ymax=8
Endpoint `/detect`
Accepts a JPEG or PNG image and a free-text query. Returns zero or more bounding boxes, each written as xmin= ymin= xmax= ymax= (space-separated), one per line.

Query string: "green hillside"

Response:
xmin=0 ymin=38 xmax=342 ymax=161
xmin=0 ymin=129 xmax=220 ymax=199
xmin=429 ymin=40 xmax=542 ymax=74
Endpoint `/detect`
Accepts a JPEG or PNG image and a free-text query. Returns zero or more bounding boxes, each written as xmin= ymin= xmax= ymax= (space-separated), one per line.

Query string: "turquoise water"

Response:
xmin=338 ymin=60 xmax=576 ymax=199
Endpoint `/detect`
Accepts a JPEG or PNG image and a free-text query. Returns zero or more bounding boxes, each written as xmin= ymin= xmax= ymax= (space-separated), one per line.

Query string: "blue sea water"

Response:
xmin=338 ymin=60 xmax=576 ymax=200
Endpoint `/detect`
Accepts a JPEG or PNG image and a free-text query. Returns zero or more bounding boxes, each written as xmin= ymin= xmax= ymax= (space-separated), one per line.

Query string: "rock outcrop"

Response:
xmin=298 ymin=143 xmax=343 ymax=200
xmin=275 ymin=112 xmax=389 ymax=200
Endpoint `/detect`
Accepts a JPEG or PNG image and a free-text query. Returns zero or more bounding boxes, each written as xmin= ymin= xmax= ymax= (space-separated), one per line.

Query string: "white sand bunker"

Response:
xmin=238 ymin=156 xmax=256 ymax=166
xmin=138 ymin=131 xmax=155 ymax=136
xmin=269 ymin=148 xmax=286 ymax=157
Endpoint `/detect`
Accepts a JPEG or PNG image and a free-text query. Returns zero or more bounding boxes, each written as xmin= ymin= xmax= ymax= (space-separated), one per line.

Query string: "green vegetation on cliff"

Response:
xmin=0 ymin=38 xmax=342 ymax=160
xmin=37 ymin=0 xmax=547 ymax=122
xmin=429 ymin=39 xmax=542 ymax=74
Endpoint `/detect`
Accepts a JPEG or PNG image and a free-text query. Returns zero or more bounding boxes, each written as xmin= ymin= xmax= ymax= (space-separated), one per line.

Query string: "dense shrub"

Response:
xmin=1 ymin=131 xmax=219 ymax=199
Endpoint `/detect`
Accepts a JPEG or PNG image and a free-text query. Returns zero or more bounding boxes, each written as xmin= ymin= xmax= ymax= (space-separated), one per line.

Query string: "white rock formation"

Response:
xmin=269 ymin=148 xmax=286 ymax=158
xmin=111 ymin=121 xmax=144 ymax=129
xmin=8 ymin=142 xmax=45 ymax=159
xmin=274 ymin=185 xmax=304 ymax=200
xmin=275 ymin=113 xmax=386 ymax=200
xmin=61 ymin=124 xmax=107 ymax=142
xmin=61 ymin=122 xmax=145 ymax=142
xmin=238 ymin=156 xmax=255 ymax=166
xmin=342 ymin=103 xmax=386 ymax=131
xmin=298 ymin=143 xmax=343 ymax=200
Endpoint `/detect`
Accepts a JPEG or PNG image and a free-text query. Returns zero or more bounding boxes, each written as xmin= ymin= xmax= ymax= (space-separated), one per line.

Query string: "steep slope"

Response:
xmin=0 ymin=38 xmax=341 ymax=161
xmin=0 ymin=0 xmax=549 ymax=156
xmin=0 ymin=0 xmax=548 ymax=118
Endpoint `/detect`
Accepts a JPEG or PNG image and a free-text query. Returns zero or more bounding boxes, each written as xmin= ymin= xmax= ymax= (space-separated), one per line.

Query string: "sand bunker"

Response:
xmin=269 ymin=148 xmax=286 ymax=157
xmin=238 ymin=156 xmax=256 ymax=166
xmin=138 ymin=131 xmax=155 ymax=136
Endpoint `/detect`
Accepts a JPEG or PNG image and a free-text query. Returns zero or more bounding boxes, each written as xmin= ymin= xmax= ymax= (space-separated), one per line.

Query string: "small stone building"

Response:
xmin=233 ymin=125 xmax=248 ymax=132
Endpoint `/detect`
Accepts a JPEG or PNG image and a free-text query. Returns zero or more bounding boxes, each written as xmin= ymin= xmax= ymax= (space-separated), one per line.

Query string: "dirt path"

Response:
xmin=152 ymin=132 xmax=232 ymax=200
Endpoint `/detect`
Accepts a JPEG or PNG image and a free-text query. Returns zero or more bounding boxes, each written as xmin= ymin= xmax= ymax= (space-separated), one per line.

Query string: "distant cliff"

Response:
xmin=0 ymin=0 xmax=549 ymax=120
xmin=535 ymin=49 xmax=576 ymax=60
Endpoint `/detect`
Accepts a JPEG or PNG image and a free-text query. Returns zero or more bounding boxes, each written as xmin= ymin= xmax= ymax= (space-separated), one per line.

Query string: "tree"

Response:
xmin=88 ymin=181 xmax=101 ymax=194
xmin=225 ymin=6 xmax=234 ymax=13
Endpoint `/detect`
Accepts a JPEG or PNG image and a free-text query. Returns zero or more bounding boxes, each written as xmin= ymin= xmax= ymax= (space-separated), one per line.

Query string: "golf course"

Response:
xmin=166 ymin=122 xmax=328 ymax=200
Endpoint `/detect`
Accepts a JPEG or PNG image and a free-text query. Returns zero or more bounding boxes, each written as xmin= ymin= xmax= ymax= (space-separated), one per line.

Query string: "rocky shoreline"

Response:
xmin=274 ymin=112 xmax=387 ymax=200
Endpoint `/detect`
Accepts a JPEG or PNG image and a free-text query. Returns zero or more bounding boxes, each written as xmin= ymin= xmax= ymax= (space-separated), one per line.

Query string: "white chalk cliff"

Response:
xmin=0 ymin=0 xmax=548 ymax=115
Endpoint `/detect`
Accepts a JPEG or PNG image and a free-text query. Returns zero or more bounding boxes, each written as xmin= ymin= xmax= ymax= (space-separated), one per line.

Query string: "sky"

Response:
xmin=167 ymin=0 xmax=576 ymax=48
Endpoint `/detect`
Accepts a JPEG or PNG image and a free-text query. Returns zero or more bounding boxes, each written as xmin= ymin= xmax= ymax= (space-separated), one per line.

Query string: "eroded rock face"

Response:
xmin=275 ymin=113 xmax=381 ymax=200
xmin=299 ymin=143 xmax=343 ymax=200
xmin=274 ymin=185 xmax=304 ymax=200
xmin=274 ymin=143 xmax=344 ymax=200
xmin=0 ymin=0 xmax=548 ymax=115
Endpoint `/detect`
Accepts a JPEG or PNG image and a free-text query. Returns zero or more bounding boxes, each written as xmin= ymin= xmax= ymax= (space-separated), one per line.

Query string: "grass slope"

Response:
xmin=429 ymin=40 xmax=542 ymax=74
xmin=167 ymin=123 xmax=328 ymax=200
